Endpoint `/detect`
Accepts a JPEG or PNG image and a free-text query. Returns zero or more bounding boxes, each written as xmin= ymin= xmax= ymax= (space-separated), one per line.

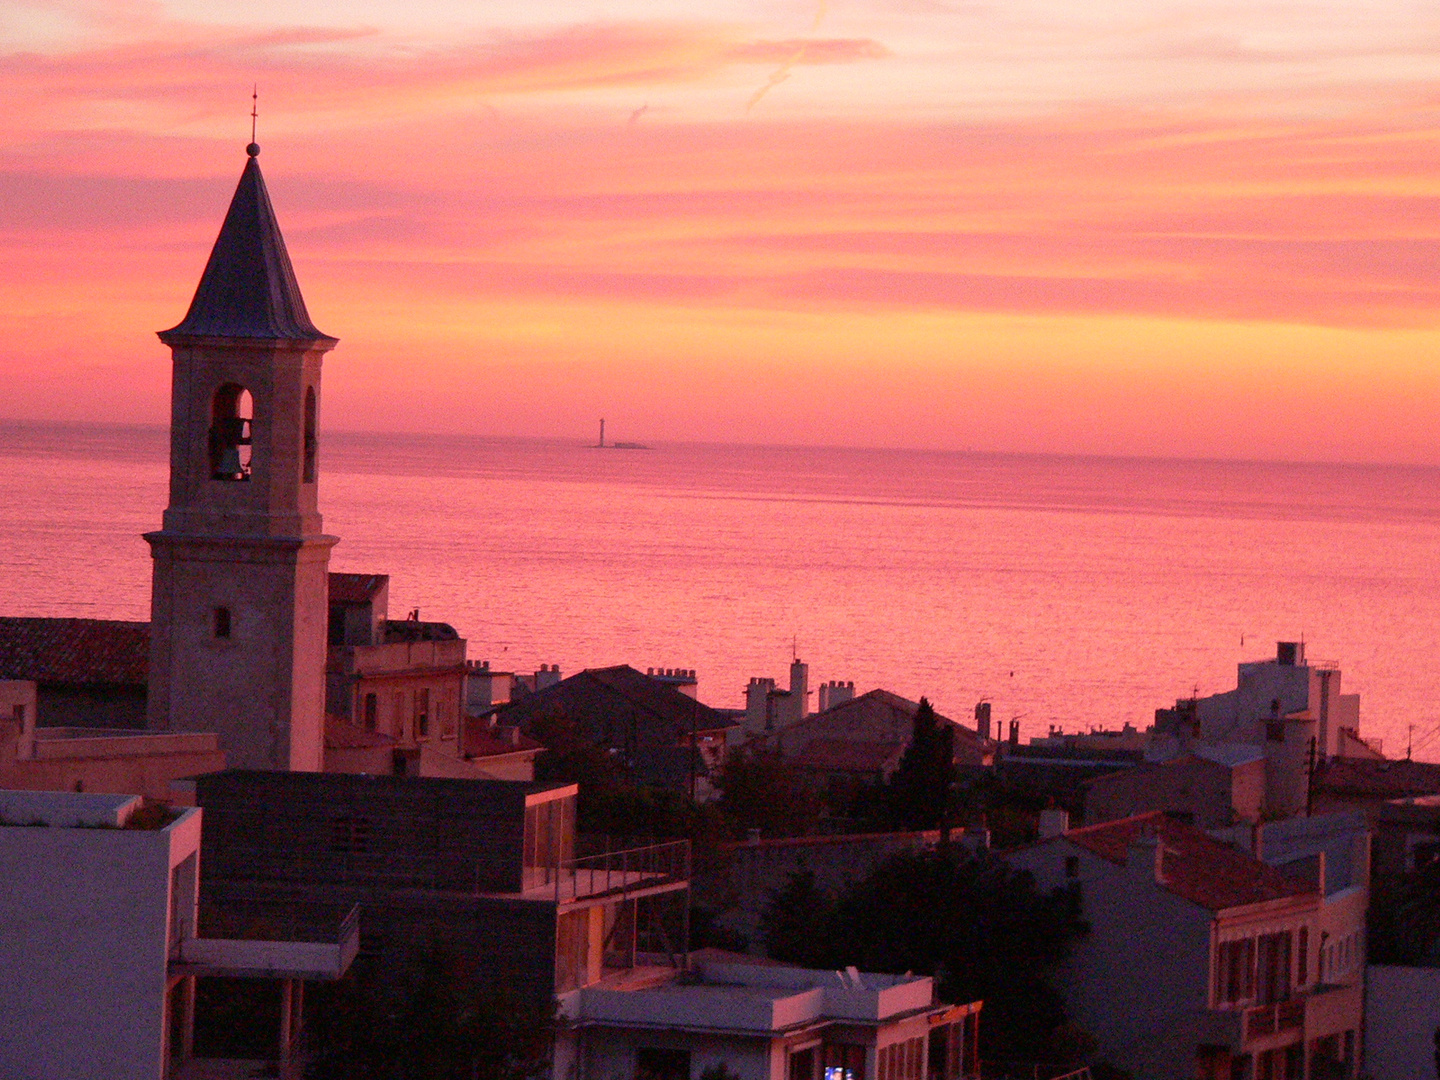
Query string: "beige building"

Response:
xmin=1084 ymin=748 xmax=1266 ymax=829
xmin=561 ymin=951 xmax=981 ymax=1080
xmin=1007 ymin=811 xmax=1368 ymax=1080
xmin=145 ymin=143 xmax=337 ymax=772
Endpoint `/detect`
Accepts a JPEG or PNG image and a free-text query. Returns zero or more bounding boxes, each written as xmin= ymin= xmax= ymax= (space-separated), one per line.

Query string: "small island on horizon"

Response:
xmin=593 ymin=418 xmax=648 ymax=450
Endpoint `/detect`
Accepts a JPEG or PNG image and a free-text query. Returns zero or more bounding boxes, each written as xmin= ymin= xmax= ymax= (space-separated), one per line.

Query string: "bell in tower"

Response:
xmin=145 ymin=141 xmax=338 ymax=771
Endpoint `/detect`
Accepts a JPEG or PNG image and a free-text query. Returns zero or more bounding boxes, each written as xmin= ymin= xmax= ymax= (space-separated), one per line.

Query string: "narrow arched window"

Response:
xmin=209 ymin=384 xmax=253 ymax=481
xmin=303 ymin=386 xmax=318 ymax=483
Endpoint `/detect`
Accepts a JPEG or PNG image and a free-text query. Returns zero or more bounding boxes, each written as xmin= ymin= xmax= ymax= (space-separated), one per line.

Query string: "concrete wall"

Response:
xmin=196 ymin=770 xmax=542 ymax=893
xmin=1007 ymin=841 xmax=1231 ymax=1080
xmin=149 ymin=340 xmax=335 ymax=774
xmin=577 ymin=1026 xmax=775 ymax=1080
xmin=1084 ymin=755 xmax=1248 ymax=828
xmin=1366 ymin=965 xmax=1440 ymax=1080
xmin=0 ymin=805 xmax=200 ymax=1080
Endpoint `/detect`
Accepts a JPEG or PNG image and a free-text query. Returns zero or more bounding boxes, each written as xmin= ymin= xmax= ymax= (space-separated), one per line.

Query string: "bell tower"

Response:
xmin=145 ymin=142 xmax=337 ymax=771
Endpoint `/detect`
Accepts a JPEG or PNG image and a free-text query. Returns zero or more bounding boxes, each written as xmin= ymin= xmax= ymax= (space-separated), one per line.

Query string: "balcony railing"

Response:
xmin=174 ymin=903 xmax=361 ymax=981
xmin=544 ymin=840 xmax=690 ymax=903
xmin=1244 ymin=998 xmax=1305 ymax=1042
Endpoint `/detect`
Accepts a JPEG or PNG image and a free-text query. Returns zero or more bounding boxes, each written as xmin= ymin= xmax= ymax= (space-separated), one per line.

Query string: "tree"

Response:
xmin=305 ymin=949 xmax=556 ymax=1080
xmin=714 ymin=748 xmax=821 ymax=839
xmin=888 ymin=698 xmax=956 ymax=831
xmin=1368 ymin=858 xmax=1440 ymax=965
xmin=758 ymin=846 xmax=1087 ymax=1062
xmin=759 ymin=870 xmax=836 ymax=967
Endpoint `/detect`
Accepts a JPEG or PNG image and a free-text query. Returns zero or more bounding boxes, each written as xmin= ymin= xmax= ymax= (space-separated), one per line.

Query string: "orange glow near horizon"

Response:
xmin=4 ymin=1 xmax=1440 ymax=462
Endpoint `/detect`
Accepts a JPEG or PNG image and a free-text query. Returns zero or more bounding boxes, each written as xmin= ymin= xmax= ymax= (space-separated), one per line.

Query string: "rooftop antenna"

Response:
xmin=247 ymin=85 xmax=259 ymax=157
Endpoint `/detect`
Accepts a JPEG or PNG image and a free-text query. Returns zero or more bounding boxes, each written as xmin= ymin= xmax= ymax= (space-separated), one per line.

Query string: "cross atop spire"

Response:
xmin=159 ymin=145 xmax=334 ymax=344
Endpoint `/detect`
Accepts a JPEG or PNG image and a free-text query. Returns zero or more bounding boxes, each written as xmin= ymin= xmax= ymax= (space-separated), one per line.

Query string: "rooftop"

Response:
xmin=570 ymin=954 xmax=942 ymax=1032
xmin=1063 ymin=811 xmax=1315 ymax=911
xmin=793 ymin=737 xmax=904 ymax=772
xmin=0 ymin=791 xmax=179 ymax=830
xmin=1314 ymin=757 xmax=1440 ymax=801
xmin=499 ymin=665 xmax=736 ymax=740
xmin=0 ymin=617 xmax=149 ymax=685
xmin=328 ymin=573 xmax=389 ymax=604
xmin=159 ymin=148 xmax=334 ymax=343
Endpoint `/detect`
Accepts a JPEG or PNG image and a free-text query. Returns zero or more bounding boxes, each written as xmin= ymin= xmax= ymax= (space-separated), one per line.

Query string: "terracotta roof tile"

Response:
xmin=0 ymin=617 xmax=149 ymax=685
xmin=1314 ymin=758 xmax=1440 ymax=800
xmin=328 ymin=573 xmax=388 ymax=604
xmin=1064 ymin=811 xmax=1314 ymax=912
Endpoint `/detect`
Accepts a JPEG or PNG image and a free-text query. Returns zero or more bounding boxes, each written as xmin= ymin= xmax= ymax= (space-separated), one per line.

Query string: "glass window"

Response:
xmin=213 ymin=606 xmax=231 ymax=639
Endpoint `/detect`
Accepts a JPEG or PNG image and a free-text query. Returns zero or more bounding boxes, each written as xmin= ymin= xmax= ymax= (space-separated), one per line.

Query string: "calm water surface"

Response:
xmin=3 ymin=421 xmax=1438 ymax=760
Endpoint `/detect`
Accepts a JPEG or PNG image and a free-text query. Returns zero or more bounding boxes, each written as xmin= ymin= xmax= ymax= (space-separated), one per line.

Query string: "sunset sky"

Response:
xmin=4 ymin=0 xmax=1440 ymax=462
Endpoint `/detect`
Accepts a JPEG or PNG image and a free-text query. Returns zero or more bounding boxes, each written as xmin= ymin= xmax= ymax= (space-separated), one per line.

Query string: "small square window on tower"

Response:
xmin=213 ymin=606 xmax=232 ymax=639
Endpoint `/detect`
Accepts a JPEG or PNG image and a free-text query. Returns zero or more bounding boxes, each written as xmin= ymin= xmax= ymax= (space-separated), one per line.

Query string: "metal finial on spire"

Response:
xmin=247 ymin=86 xmax=260 ymax=157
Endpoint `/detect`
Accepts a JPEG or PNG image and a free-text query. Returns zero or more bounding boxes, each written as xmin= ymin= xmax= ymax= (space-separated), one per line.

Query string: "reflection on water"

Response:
xmin=3 ymin=420 xmax=1438 ymax=758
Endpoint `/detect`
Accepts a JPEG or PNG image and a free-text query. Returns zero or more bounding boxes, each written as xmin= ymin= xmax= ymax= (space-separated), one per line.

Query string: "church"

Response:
xmin=0 ymin=143 xmax=535 ymax=789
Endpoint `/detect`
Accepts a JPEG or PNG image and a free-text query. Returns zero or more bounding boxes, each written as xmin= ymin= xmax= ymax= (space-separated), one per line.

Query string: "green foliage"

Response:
xmin=1368 ymin=861 xmax=1440 ymax=965
xmin=578 ymin=785 xmax=724 ymax=841
xmin=759 ymin=870 xmax=837 ymax=967
xmin=689 ymin=901 xmax=750 ymax=953
xmin=887 ymin=698 xmax=956 ymax=830
xmin=304 ymin=950 xmax=555 ymax=1080
xmin=758 ymin=846 xmax=1086 ymax=1062
xmin=714 ymin=747 xmax=821 ymax=839
xmin=529 ymin=711 xmax=633 ymax=794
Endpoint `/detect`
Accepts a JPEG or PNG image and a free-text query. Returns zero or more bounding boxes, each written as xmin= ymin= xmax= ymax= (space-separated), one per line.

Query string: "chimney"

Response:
xmin=1126 ymin=825 xmax=1166 ymax=885
xmin=1277 ymin=641 xmax=1299 ymax=666
xmin=790 ymin=659 xmax=809 ymax=719
xmin=1038 ymin=808 xmax=1070 ymax=840
xmin=1235 ymin=820 xmax=1265 ymax=859
xmin=975 ymin=701 xmax=992 ymax=741
xmin=1008 ymin=719 xmax=1020 ymax=746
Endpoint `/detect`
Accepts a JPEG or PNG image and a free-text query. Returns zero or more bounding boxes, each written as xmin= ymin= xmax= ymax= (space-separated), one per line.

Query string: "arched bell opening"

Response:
xmin=302 ymin=386 xmax=318 ymax=484
xmin=209 ymin=384 xmax=254 ymax=481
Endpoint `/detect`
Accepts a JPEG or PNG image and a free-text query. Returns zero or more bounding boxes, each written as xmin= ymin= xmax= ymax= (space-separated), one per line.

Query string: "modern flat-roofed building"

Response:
xmin=193 ymin=769 xmax=691 ymax=1002
xmin=0 ymin=789 xmax=354 ymax=1080
xmin=563 ymin=950 xmax=981 ymax=1080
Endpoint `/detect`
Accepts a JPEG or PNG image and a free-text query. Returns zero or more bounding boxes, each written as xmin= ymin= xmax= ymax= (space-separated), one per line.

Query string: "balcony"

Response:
xmin=171 ymin=904 xmax=359 ymax=981
xmin=528 ymin=840 xmax=691 ymax=904
xmin=1244 ymin=998 xmax=1305 ymax=1042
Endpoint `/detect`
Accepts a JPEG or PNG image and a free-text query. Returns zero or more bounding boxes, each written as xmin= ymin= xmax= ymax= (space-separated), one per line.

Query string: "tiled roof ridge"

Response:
xmin=1063 ymin=810 xmax=1315 ymax=911
xmin=581 ymin=665 xmax=727 ymax=726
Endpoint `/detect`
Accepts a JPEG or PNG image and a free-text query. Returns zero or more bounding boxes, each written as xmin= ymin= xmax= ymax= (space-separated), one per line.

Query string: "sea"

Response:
xmin=3 ymin=420 xmax=1439 ymax=762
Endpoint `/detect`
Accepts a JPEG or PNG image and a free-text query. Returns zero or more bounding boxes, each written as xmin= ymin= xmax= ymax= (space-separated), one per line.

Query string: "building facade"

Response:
xmin=146 ymin=143 xmax=337 ymax=772
xmin=1006 ymin=811 xmax=1368 ymax=1080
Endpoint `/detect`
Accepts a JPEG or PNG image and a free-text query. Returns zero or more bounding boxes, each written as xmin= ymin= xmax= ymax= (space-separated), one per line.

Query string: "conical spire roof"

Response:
xmin=159 ymin=146 xmax=334 ymax=343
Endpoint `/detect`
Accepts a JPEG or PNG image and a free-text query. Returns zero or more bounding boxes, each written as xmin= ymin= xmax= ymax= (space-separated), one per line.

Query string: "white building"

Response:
xmin=1006 ymin=810 xmax=1368 ymax=1080
xmin=559 ymin=950 xmax=980 ymax=1080
xmin=0 ymin=790 xmax=356 ymax=1080
xmin=1155 ymin=642 xmax=1374 ymax=763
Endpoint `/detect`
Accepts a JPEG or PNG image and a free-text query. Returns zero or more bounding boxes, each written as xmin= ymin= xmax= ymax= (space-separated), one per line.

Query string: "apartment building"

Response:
xmin=1007 ymin=811 xmax=1367 ymax=1080
xmin=563 ymin=950 xmax=981 ymax=1080
xmin=0 ymin=790 xmax=354 ymax=1080
xmin=193 ymin=770 xmax=691 ymax=1002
